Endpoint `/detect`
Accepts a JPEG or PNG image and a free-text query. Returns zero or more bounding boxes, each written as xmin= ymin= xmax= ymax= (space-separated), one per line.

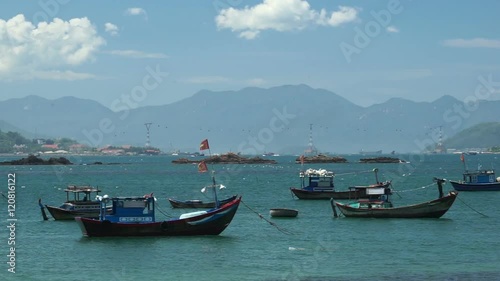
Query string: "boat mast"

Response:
xmin=200 ymin=139 xmax=220 ymax=208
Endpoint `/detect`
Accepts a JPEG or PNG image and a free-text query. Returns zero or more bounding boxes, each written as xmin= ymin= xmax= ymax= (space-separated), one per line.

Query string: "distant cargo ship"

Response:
xmin=359 ymin=149 xmax=382 ymax=155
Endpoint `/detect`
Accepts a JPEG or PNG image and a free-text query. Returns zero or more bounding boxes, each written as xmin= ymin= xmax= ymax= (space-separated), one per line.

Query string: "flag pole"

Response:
xmin=201 ymin=139 xmax=219 ymax=208
xmin=461 ymin=153 xmax=467 ymax=172
xmin=206 ymin=146 xmax=218 ymax=206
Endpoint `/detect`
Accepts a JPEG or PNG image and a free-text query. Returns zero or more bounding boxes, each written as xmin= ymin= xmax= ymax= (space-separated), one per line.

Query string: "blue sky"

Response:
xmin=1 ymin=0 xmax=499 ymax=109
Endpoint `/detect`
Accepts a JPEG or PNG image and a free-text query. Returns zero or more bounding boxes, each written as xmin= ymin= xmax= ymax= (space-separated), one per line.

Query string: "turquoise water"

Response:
xmin=1 ymin=154 xmax=499 ymax=281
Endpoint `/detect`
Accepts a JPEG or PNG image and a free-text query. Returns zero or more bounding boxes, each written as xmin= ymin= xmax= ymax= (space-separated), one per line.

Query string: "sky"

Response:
xmin=1 ymin=0 xmax=499 ymax=109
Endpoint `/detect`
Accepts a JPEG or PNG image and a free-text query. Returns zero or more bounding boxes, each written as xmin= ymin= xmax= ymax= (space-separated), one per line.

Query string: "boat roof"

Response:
xmin=301 ymin=168 xmax=334 ymax=177
xmin=64 ymin=185 xmax=101 ymax=193
xmin=463 ymin=170 xmax=495 ymax=175
xmin=111 ymin=196 xmax=151 ymax=200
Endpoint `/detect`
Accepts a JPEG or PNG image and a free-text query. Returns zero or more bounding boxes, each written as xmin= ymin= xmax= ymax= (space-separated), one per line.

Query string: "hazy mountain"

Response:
xmin=1 ymin=85 xmax=500 ymax=154
xmin=443 ymin=122 xmax=500 ymax=149
xmin=0 ymin=95 xmax=115 ymax=141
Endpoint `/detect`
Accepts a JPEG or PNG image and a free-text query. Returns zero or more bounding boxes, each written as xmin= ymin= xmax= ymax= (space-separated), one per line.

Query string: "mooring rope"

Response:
xmin=240 ymin=200 xmax=292 ymax=235
xmin=393 ymin=182 xmax=437 ymax=193
xmin=155 ymin=201 xmax=174 ymax=218
xmin=0 ymin=192 xmax=8 ymax=201
xmin=455 ymin=195 xmax=489 ymax=218
xmin=335 ymin=170 xmax=374 ymax=177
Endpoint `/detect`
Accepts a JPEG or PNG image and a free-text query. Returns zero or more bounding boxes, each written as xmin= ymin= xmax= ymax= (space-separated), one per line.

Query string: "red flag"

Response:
xmin=200 ymin=139 xmax=209 ymax=151
xmin=460 ymin=153 xmax=464 ymax=162
xmin=198 ymin=161 xmax=208 ymax=173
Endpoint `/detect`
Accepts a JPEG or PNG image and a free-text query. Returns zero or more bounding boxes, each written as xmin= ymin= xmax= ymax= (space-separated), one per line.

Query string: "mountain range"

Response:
xmin=1 ymin=84 xmax=499 ymax=154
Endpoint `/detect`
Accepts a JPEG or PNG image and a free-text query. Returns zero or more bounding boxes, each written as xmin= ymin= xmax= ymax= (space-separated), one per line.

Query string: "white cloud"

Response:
xmin=0 ymin=14 xmax=105 ymax=80
xmin=317 ymin=6 xmax=359 ymax=27
xmin=30 ymin=71 xmax=98 ymax=80
xmin=183 ymin=76 xmax=230 ymax=84
xmin=105 ymin=23 xmax=119 ymax=36
xmin=107 ymin=50 xmax=168 ymax=59
xmin=387 ymin=26 xmax=399 ymax=33
xmin=125 ymin=7 xmax=148 ymax=19
xmin=215 ymin=0 xmax=358 ymax=39
xmin=247 ymin=78 xmax=266 ymax=86
xmin=442 ymin=38 xmax=500 ymax=48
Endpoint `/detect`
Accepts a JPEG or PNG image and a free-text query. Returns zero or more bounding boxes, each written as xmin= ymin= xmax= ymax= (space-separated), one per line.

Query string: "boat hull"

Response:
xmin=333 ymin=192 xmax=458 ymax=218
xmin=75 ymin=197 xmax=241 ymax=237
xmin=168 ymin=195 xmax=237 ymax=208
xmin=291 ymin=188 xmax=360 ymax=199
xmin=449 ymin=181 xmax=500 ymax=191
xmin=270 ymin=208 xmax=298 ymax=218
xmin=45 ymin=205 xmax=101 ymax=220
xmin=290 ymin=184 xmax=391 ymax=200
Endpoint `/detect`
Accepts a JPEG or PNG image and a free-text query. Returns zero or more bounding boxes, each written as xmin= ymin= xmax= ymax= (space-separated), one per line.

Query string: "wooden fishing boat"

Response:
xmin=269 ymin=208 xmax=298 ymax=218
xmin=43 ymin=185 xmax=109 ymax=220
xmin=450 ymin=169 xmax=500 ymax=191
xmin=331 ymin=178 xmax=458 ymax=218
xmin=168 ymin=195 xmax=238 ymax=208
xmin=449 ymin=154 xmax=500 ymax=191
xmin=290 ymin=168 xmax=392 ymax=200
xmin=75 ymin=194 xmax=241 ymax=237
xmin=76 ymin=139 xmax=242 ymax=237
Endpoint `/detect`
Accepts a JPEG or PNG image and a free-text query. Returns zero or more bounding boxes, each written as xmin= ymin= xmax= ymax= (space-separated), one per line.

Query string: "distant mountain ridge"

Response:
xmin=443 ymin=122 xmax=500 ymax=149
xmin=1 ymin=85 xmax=499 ymax=153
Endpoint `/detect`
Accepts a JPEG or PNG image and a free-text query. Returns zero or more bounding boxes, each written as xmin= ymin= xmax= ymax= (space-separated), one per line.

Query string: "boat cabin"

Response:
xmin=58 ymin=185 xmax=102 ymax=211
xmin=300 ymin=169 xmax=334 ymax=191
xmin=463 ymin=170 xmax=497 ymax=184
xmin=64 ymin=185 xmax=101 ymax=203
xmin=353 ymin=199 xmax=393 ymax=209
xmin=352 ymin=187 xmax=393 ymax=208
xmin=99 ymin=195 xmax=155 ymax=223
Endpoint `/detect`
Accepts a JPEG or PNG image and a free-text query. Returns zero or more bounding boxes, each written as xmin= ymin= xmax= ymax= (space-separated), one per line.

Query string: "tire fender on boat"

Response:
xmin=161 ymin=221 xmax=168 ymax=231
xmin=102 ymin=220 xmax=111 ymax=229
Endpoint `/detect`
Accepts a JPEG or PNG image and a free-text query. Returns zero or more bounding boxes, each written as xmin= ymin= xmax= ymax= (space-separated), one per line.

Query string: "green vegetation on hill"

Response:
xmin=444 ymin=122 xmax=500 ymax=149
xmin=0 ymin=129 xmax=160 ymax=155
xmin=0 ymin=130 xmax=36 ymax=153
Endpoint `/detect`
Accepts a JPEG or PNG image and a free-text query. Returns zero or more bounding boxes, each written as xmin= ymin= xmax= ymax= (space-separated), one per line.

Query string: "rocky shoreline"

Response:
xmin=172 ymin=152 xmax=277 ymax=164
xmin=295 ymin=154 xmax=348 ymax=163
xmin=359 ymin=157 xmax=406 ymax=163
xmin=0 ymin=155 xmax=73 ymax=165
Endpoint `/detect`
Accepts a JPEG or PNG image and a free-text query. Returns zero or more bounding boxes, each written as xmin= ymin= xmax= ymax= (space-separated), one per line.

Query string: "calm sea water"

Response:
xmin=0 ymin=154 xmax=499 ymax=281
